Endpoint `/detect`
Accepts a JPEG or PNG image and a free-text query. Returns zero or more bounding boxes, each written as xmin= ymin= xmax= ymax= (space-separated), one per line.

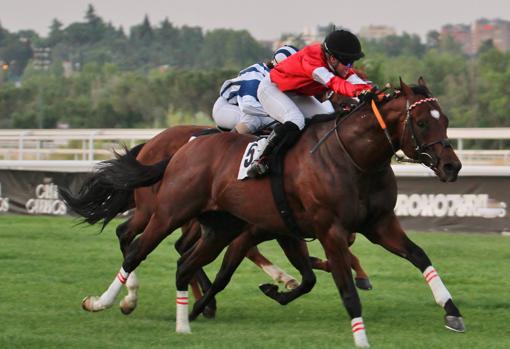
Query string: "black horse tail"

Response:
xmin=59 ymin=143 xmax=171 ymax=231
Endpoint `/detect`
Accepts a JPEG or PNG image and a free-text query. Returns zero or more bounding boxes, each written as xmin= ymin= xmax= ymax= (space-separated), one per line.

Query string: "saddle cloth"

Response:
xmin=237 ymin=138 xmax=268 ymax=180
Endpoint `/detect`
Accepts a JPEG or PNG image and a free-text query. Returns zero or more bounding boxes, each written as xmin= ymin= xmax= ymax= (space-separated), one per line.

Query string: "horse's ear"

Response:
xmin=417 ymin=76 xmax=433 ymax=96
xmin=399 ymin=77 xmax=414 ymax=96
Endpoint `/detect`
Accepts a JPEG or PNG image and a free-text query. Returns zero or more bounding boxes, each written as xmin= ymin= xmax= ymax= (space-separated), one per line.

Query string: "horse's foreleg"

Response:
xmin=246 ymin=246 xmax=299 ymax=290
xmin=259 ymin=236 xmax=316 ymax=305
xmin=318 ymin=226 xmax=369 ymax=348
xmin=309 ymin=250 xmax=372 ymax=290
xmin=365 ymin=214 xmax=464 ymax=333
xmin=188 ymin=231 xmax=267 ymax=320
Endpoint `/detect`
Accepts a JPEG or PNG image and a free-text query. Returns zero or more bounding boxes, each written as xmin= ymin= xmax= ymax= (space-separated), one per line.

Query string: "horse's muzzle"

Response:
xmin=438 ymin=159 xmax=462 ymax=182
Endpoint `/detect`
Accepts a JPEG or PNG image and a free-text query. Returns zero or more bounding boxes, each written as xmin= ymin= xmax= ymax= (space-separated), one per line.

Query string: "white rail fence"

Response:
xmin=0 ymin=128 xmax=508 ymax=172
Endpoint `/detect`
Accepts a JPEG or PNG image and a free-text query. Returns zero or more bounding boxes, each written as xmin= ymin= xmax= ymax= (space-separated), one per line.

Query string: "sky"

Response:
xmin=1 ymin=0 xmax=510 ymax=41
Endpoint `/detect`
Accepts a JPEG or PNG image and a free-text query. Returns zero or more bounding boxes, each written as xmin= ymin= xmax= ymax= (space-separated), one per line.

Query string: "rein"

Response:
xmin=309 ymin=100 xmax=367 ymax=155
xmin=310 ymin=93 xmax=451 ymax=172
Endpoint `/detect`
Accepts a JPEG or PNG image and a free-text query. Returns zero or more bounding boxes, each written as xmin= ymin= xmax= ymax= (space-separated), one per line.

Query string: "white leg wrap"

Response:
xmin=423 ymin=266 xmax=452 ymax=307
xmin=119 ymin=272 xmax=139 ymax=312
xmin=96 ymin=268 xmax=129 ymax=308
xmin=261 ymin=264 xmax=299 ymax=290
xmin=83 ymin=267 xmax=129 ymax=311
xmin=124 ymin=272 xmax=139 ymax=302
xmin=351 ymin=317 xmax=370 ymax=348
xmin=176 ymin=290 xmax=191 ymax=333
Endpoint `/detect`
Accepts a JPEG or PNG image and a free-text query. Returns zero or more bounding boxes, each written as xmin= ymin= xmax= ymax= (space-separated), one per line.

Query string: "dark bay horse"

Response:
xmin=79 ymin=78 xmax=464 ymax=348
xmin=63 ymin=125 xmax=370 ymax=316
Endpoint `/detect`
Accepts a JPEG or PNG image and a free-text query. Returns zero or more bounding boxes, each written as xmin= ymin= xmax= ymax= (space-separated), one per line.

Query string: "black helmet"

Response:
xmin=323 ymin=30 xmax=364 ymax=64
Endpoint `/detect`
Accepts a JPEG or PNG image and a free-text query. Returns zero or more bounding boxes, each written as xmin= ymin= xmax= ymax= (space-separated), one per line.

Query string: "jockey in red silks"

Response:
xmin=247 ymin=29 xmax=374 ymax=178
xmin=213 ymin=45 xmax=310 ymax=134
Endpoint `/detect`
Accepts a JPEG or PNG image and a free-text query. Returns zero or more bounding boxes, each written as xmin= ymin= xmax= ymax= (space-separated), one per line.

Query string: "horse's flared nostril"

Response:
xmin=444 ymin=163 xmax=455 ymax=174
xmin=442 ymin=161 xmax=462 ymax=181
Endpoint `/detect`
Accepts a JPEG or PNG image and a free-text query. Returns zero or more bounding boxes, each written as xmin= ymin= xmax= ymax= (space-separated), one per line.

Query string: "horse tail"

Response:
xmin=59 ymin=143 xmax=170 ymax=230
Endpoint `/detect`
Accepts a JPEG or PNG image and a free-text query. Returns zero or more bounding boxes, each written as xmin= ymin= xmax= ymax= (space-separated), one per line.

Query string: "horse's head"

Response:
xmin=396 ymin=78 xmax=462 ymax=182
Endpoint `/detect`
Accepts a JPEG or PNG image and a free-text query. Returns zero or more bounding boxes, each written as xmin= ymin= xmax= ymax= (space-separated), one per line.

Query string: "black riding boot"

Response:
xmin=247 ymin=121 xmax=301 ymax=178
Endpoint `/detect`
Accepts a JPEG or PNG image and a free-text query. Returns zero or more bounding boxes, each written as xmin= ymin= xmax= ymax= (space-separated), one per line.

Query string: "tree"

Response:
xmin=47 ymin=19 xmax=64 ymax=46
xmin=426 ymin=30 xmax=440 ymax=49
xmin=130 ymin=15 xmax=154 ymax=42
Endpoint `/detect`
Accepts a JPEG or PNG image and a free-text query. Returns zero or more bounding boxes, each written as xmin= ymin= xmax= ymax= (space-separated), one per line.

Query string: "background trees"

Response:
xmin=0 ymin=5 xmax=508 ymax=128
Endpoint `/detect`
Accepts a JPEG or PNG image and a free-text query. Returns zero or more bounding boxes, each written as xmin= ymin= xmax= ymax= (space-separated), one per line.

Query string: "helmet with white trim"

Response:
xmin=272 ymin=45 xmax=299 ymax=65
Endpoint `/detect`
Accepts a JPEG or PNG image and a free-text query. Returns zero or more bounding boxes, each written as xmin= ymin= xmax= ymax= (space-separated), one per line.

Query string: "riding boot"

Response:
xmin=247 ymin=121 xmax=301 ymax=178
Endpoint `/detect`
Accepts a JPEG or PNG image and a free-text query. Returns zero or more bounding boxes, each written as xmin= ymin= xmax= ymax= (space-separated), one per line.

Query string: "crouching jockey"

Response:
xmin=247 ymin=29 xmax=374 ymax=178
xmin=212 ymin=45 xmax=301 ymax=134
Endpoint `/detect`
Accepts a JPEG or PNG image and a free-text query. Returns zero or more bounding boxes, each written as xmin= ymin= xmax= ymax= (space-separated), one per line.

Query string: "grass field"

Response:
xmin=0 ymin=215 xmax=509 ymax=349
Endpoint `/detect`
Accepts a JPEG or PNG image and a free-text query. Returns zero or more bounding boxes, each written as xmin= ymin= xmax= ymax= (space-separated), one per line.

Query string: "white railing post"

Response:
xmin=89 ymin=130 xmax=99 ymax=161
xmin=18 ymin=131 xmax=29 ymax=160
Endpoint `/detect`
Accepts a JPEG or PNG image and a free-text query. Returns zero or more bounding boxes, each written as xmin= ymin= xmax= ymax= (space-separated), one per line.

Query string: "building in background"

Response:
xmin=440 ymin=18 xmax=510 ymax=55
xmin=440 ymin=24 xmax=472 ymax=54
xmin=471 ymin=18 xmax=510 ymax=53
xmin=359 ymin=25 xmax=396 ymax=41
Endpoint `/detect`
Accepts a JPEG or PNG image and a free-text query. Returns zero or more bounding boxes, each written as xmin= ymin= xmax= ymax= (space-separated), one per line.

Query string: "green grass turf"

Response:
xmin=0 ymin=215 xmax=509 ymax=349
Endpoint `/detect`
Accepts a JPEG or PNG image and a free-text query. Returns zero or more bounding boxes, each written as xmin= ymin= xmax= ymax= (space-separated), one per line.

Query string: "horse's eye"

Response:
xmin=417 ymin=120 xmax=426 ymax=128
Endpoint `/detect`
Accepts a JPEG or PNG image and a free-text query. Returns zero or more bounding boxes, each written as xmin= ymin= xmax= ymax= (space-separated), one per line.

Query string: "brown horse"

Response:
xmin=77 ymin=78 xmax=464 ymax=348
xmin=63 ymin=124 xmax=371 ymax=316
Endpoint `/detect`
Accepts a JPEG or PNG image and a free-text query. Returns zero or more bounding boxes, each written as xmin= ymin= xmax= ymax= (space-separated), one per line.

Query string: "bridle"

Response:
xmin=400 ymin=97 xmax=452 ymax=171
xmin=310 ymin=92 xmax=452 ymax=173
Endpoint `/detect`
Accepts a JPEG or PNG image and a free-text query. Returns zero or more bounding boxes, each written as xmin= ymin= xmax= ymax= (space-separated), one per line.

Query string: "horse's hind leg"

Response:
xmin=176 ymin=220 xmax=217 ymax=319
xmin=365 ymin=213 xmax=464 ymax=332
xmin=347 ymin=233 xmax=372 ymax=290
xmin=114 ymin=212 xmax=149 ymax=315
xmin=350 ymin=252 xmax=372 ymax=291
xmin=246 ymin=246 xmax=299 ymax=290
xmin=258 ymin=236 xmax=317 ymax=305
xmin=83 ymin=217 xmax=141 ymax=314
xmin=175 ymin=225 xmax=244 ymax=332
xmin=82 ymin=205 xmax=189 ymax=313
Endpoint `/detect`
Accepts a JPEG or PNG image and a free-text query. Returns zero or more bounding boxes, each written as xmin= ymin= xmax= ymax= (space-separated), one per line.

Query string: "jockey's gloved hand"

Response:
xmin=357 ymin=89 xmax=377 ymax=103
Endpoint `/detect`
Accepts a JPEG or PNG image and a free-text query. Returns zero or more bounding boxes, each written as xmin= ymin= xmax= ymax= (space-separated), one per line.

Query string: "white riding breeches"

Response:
xmin=212 ymin=96 xmax=277 ymax=133
xmin=212 ymin=97 xmax=241 ymax=130
xmin=257 ymin=75 xmax=334 ymax=130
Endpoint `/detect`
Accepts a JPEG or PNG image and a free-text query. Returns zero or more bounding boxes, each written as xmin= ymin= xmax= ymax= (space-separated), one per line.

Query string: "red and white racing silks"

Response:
xmin=269 ymin=44 xmax=372 ymax=97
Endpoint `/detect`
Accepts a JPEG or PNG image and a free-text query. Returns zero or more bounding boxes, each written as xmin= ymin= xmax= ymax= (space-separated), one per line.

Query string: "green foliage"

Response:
xmin=0 ymin=5 xmax=509 ymax=128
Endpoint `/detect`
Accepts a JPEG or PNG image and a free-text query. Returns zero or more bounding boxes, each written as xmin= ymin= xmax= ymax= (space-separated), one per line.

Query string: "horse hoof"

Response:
xmin=202 ymin=305 xmax=216 ymax=319
xmin=119 ymin=299 xmax=137 ymax=315
xmin=355 ymin=278 xmax=373 ymax=291
xmin=444 ymin=315 xmax=465 ymax=333
xmin=82 ymin=296 xmax=102 ymax=312
xmin=259 ymin=283 xmax=278 ymax=298
xmin=284 ymin=279 xmax=300 ymax=290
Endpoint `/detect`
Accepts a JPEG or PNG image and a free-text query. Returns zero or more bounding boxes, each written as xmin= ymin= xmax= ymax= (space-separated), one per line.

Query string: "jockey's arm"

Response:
xmin=302 ymin=55 xmax=372 ymax=97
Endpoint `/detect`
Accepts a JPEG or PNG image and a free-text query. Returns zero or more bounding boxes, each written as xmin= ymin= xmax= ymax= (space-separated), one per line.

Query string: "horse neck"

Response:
xmin=317 ymin=99 xmax=406 ymax=172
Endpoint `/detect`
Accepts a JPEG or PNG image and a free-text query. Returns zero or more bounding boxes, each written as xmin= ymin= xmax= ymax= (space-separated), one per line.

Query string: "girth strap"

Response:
xmin=268 ymin=143 xmax=309 ymax=240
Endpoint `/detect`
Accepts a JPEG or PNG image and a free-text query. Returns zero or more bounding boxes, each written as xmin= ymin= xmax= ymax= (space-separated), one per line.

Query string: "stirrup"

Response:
xmin=247 ymin=159 xmax=269 ymax=178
